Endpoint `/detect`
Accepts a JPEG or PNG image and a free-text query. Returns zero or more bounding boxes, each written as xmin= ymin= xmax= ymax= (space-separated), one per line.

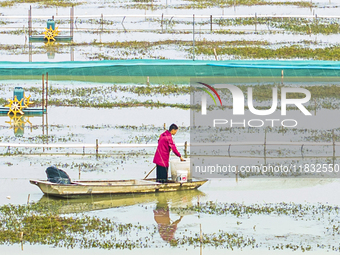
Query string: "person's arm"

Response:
xmin=168 ymin=136 xmax=185 ymax=161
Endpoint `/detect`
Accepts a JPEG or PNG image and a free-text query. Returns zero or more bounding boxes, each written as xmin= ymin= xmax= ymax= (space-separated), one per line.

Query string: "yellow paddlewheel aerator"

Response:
xmin=5 ymin=96 xmax=27 ymax=116
xmin=43 ymin=26 xmax=60 ymax=42
xmin=23 ymin=93 xmax=34 ymax=108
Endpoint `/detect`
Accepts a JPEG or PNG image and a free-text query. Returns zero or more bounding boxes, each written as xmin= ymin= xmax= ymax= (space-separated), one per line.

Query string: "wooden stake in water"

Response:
xmin=46 ymin=110 xmax=49 ymax=146
xmin=200 ymin=223 xmax=202 ymax=241
xmin=314 ymin=99 xmax=317 ymax=115
xmin=236 ymin=165 xmax=238 ymax=183
xmin=184 ymin=141 xmax=187 ymax=158
xmin=332 ymin=129 xmax=335 ymax=157
xmin=264 ymin=129 xmax=267 ymax=157
xmin=42 ymin=74 xmax=45 ymax=112
xmin=45 ymin=72 xmax=48 ymax=112
xmin=20 ymin=231 xmax=24 ymax=250
xmin=193 ymin=14 xmax=195 ymax=61
xmin=27 ymin=194 xmax=30 ymax=205
xmin=42 ymin=75 xmax=45 ymax=153
xmin=28 ymin=6 xmax=32 ymax=37
xmin=255 ymin=13 xmax=257 ymax=32
xmin=96 ymin=139 xmax=99 ymax=157
xmin=101 ymin=13 xmax=104 ymax=33
xmin=213 ymin=48 xmax=218 ymax=60
xmin=200 ymin=224 xmax=203 ymax=255
xmin=70 ymin=6 xmax=74 ymax=38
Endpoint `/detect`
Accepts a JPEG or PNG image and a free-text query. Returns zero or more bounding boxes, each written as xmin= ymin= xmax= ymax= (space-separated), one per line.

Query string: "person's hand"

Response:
xmin=180 ymin=156 xmax=186 ymax=161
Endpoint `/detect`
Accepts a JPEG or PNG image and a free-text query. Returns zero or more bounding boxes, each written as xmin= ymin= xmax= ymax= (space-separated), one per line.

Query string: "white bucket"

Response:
xmin=170 ymin=158 xmax=190 ymax=181
xmin=175 ymin=170 xmax=188 ymax=183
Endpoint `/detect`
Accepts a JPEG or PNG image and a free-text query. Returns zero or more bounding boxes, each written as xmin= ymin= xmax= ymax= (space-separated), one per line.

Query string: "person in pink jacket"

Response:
xmin=153 ymin=124 xmax=185 ymax=183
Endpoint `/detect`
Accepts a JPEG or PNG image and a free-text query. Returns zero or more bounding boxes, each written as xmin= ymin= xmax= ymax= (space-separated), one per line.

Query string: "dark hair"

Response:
xmin=169 ymin=124 xmax=178 ymax=131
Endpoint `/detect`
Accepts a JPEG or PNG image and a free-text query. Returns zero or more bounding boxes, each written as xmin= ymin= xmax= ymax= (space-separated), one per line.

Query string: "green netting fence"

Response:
xmin=1 ymin=60 xmax=340 ymax=83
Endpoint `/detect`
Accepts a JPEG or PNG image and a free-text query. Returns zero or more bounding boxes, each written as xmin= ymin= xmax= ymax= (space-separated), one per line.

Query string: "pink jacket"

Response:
xmin=153 ymin=130 xmax=181 ymax=167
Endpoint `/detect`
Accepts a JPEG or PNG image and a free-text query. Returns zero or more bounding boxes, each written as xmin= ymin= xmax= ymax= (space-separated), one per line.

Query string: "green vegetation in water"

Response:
xmin=44 ymin=98 xmax=191 ymax=109
xmin=66 ymin=40 xmax=340 ymax=60
xmin=2 ymin=38 xmax=340 ymax=60
xmin=0 ymin=201 xmax=256 ymax=249
xmin=0 ymin=98 xmax=6 ymax=105
xmin=0 ymin=201 xmax=338 ymax=251
xmin=180 ymin=0 xmax=314 ymax=9
xmin=69 ymin=39 xmax=270 ymax=49
xmin=214 ymin=17 xmax=340 ymax=35
xmin=0 ymin=201 xmax=156 ymax=249
xmin=122 ymin=0 xmax=314 ymax=10
xmin=0 ymin=44 xmax=25 ymax=51
xmin=170 ymin=230 xmax=255 ymax=248
xmin=27 ymin=84 xmax=191 ymax=96
xmin=172 ymin=201 xmax=340 ymax=218
xmin=1 ymin=84 xmax=339 ymax=111
xmin=192 ymin=44 xmax=340 ymax=60
xmin=0 ymin=0 xmax=81 ymax=7
xmin=24 ymin=16 xmax=338 ymax=35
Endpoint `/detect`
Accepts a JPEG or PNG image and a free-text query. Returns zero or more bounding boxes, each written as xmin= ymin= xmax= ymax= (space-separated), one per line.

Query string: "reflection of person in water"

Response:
xmin=153 ymin=198 xmax=183 ymax=242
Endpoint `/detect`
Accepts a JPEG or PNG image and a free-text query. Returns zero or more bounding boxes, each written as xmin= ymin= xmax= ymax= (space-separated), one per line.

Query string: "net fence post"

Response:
xmin=193 ymin=14 xmax=195 ymax=61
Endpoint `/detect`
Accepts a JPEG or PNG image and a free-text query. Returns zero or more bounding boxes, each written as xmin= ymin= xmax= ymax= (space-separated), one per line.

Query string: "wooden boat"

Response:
xmin=29 ymin=178 xmax=208 ymax=198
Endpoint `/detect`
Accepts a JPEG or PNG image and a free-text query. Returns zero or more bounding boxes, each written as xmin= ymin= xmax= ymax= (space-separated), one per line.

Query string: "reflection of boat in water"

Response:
xmin=30 ymin=178 xmax=208 ymax=198
xmin=38 ymin=189 xmax=205 ymax=214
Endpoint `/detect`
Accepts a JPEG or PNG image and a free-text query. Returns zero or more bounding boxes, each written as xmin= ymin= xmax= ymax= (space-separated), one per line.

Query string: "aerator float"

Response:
xmin=1 ymin=87 xmax=45 ymax=116
xmin=28 ymin=6 xmax=74 ymax=43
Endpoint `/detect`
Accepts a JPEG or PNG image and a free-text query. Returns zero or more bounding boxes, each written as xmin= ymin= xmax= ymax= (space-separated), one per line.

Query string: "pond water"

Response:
xmin=2 ymin=171 xmax=340 ymax=253
xmin=1 ymin=0 xmax=340 ymax=253
xmin=0 ymin=98 xmax=339 ymax=253
xmin=1 ymin=0 xmax=340 ymax=61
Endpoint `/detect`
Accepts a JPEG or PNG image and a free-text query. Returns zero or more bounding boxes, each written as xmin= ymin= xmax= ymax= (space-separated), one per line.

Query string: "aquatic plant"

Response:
xmin=119 ymin=0 xmax=314 ymax=9
xmin=191 ymin=44 xmax=340 ymax=60
xmin=27 ymin=84 xmax=190 ymax=96
xmin=1 ymin=201 xmax=340 ymax=250
xmin=0 ymin=0 xmax=81 ymax=8
xmin=172 ymin=201 xmax=340 ymax=218
xmin=179 ymin=0 xmax=314 ymax=9
xmin=0 ymin=202 xmax=255 ymax=249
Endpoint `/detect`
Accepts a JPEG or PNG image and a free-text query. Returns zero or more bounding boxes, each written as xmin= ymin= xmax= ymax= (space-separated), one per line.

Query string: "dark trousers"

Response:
xmin=156 ymin=165 xmax=168 ymax=183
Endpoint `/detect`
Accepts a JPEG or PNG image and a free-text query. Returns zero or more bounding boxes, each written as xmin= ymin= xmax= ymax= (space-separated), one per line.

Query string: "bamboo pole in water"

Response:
xmin=45 ymin=72 xmax=48 ymax=112
xmin=42 ymin=74 xmax=44 ymax=112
